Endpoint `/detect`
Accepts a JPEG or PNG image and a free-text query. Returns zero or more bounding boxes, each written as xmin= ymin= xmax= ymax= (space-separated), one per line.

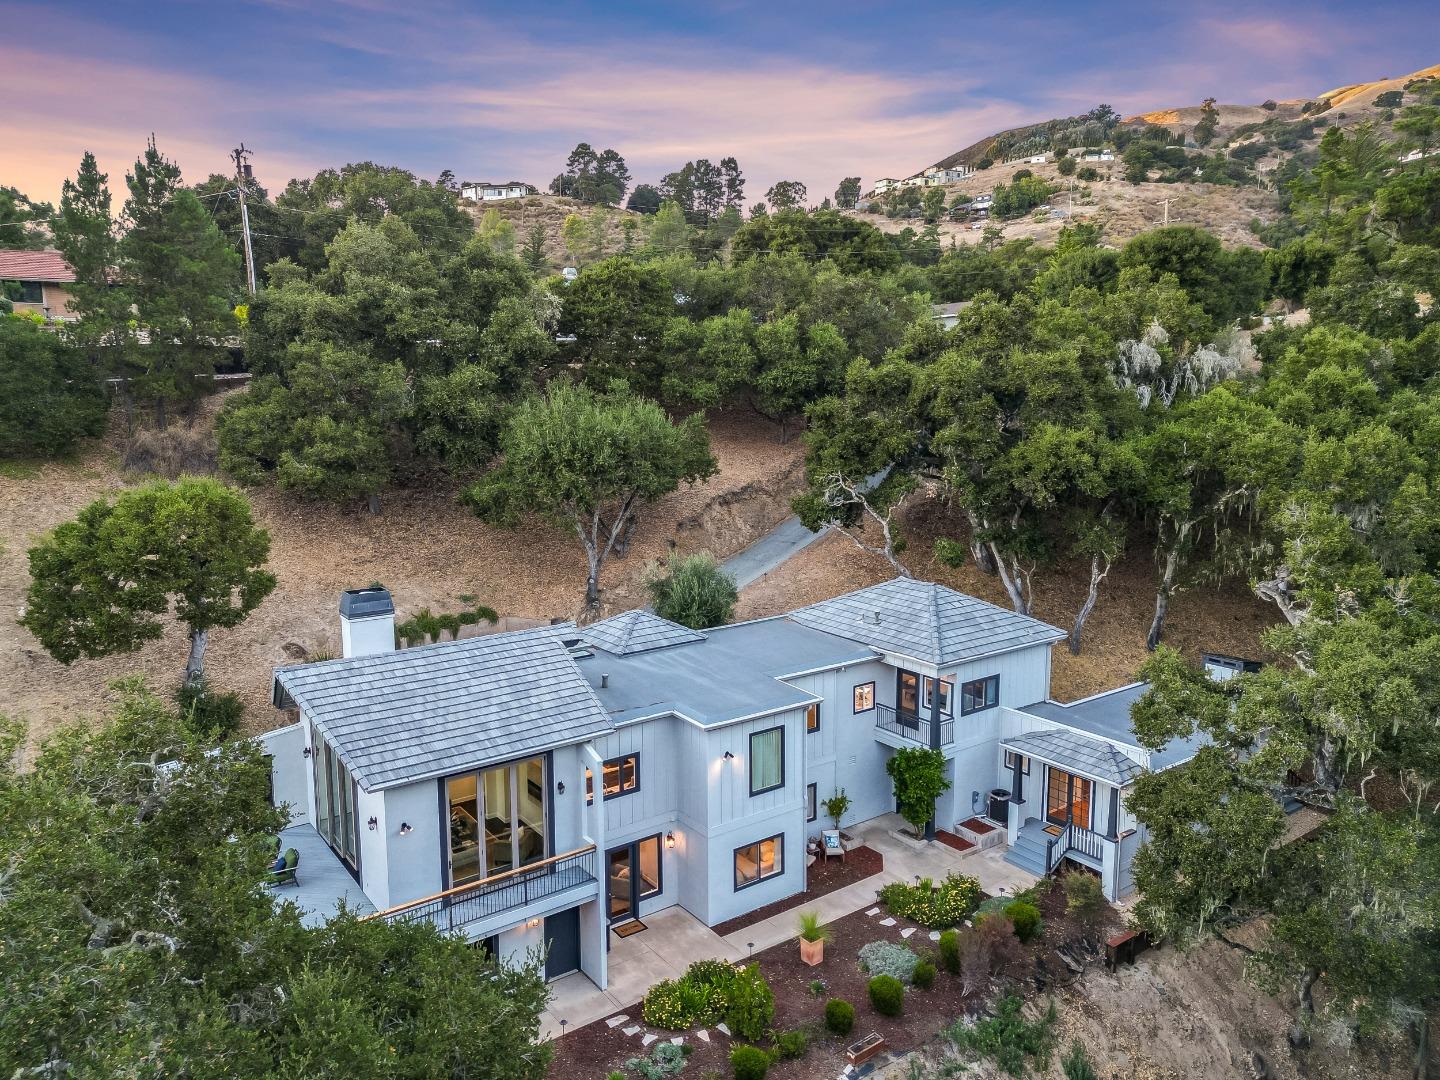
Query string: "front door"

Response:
xmin=1046 ymin=768 xmax=1092 ymax=828
xmin=544 ymin=907 xmax=580 ymax=979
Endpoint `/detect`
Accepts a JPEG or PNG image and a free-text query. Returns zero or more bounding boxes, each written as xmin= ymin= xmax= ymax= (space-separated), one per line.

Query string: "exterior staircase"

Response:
xmin=1003 ymin=821 xmax=1049 ymax=876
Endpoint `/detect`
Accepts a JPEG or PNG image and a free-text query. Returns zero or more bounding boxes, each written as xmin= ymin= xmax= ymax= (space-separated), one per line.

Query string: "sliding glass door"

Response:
xmin=446 ymin=757 xmax=547 ymax=888
xmin=312 ymin=731 xmax=358 ymax=871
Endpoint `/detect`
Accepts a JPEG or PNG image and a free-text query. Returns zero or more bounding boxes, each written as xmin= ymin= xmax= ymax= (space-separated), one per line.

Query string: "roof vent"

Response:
xmin=600 ymin=673 xmax=610 ymax=689
xmin=872 ymin=610 xmax=882 ymax=625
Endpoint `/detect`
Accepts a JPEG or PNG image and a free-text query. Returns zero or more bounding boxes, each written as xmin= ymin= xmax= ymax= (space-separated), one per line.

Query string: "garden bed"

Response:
xmin=934 ymin=829 xmax=975 ymax=854
xmin=709 ymin=844 xmax=884 ymax=937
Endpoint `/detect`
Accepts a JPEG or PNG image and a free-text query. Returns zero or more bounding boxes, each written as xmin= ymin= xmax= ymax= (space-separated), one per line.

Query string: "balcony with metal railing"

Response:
xmin=874 ymin=702 xmax=954 ymax=748
xmin=368 ymin=844 xmax=598 ymax=934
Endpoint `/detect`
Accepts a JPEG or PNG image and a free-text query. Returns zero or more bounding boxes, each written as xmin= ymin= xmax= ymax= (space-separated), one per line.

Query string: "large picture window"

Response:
xmin=734 ymin=834 xmax=784 ymax=889
xmin=446 ymin=756 xmax=546 ymax=888
xmin=853 ymin=681 xmax=875 ymax=712
xmin=749 ymin=727 xmax=784 ymax=795
xmin=961 ymin=675 xmax=999 ymax=714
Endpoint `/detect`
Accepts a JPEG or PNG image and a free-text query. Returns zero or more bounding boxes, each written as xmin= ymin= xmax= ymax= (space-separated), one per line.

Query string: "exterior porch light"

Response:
xmin=302 ymin=746 xmax=312 ymax=758
xmin=367 ymin=816 xmax=378 ymax=831
xmin=557 ymin=780 xmax=566 ymax=795
xmin=398 ymin=822 xmax=413 ymax=836
xmin=723 ymin=751 xmax=735 ymax=760
xmin=665 ymin=832 xmax=676 ymax=849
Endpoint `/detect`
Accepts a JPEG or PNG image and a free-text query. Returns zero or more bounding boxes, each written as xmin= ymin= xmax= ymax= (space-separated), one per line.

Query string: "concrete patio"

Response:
xmin=539 ymin=812 xmax=1038 ymax=1039
xmin=273 ymin=823 xmax=376 ymax=927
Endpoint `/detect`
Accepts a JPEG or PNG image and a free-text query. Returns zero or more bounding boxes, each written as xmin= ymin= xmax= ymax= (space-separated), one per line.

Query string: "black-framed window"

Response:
xmin=600 ymin=753 xmax=639 ymax=800
xmin=734 ymin=833 xmax=784 ymax=890
xmin=961 ymin=675 xmax=999 ymax=714
xmin=806 ymin=782 xmax=818 ymax=822
xmin=923 ymin=676 xmax=955 ymax=716
xmin=1004 ymin=749 xmax=1030 ymax=775
xmin=636 ymin=833 xmax=663 ymax=899
xmin=805 ymin=702 xmax=820 ymax=733
xmin=749 ymin=727 xmax=784 ymax=795
xmin=853 ymin=681 xmax=875 ymax=712
xmin=585 ymin=766 xmax=593 ymax=804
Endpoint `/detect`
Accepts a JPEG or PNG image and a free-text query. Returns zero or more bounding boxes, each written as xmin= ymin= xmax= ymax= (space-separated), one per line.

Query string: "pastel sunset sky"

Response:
xmin=3 ymin=0 xmax=1438 ymax=204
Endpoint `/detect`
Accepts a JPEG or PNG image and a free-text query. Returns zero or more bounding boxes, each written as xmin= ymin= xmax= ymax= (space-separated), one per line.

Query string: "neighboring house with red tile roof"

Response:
xmin=0 ymin=249 xmax=79 ymax=320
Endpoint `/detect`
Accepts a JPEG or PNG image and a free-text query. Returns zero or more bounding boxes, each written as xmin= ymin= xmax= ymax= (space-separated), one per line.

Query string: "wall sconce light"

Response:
xmin=557 ymin=780 xmax=566 ymax=795
xmin=398 ymin=822 xmax=413 ymax=836
xmin=665 ymin=831 xmax=676 ymax=849
xmin=723 ymin=750 xmax=735 ymax=760
xmin=527 ymin=917 xmax=542 ymax=929
xmin=367 ymin=816 xmax=378 ymax=831
xmin=302 ymin=746 xmax=313 ymax=758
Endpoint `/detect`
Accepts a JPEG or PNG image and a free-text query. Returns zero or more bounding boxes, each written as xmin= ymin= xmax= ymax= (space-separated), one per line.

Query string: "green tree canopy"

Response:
xmin=0 ymin=314 xmax=108 ymax=458
xmin=20 ymin=478 xmax=276 ymax=686
xmin=649 ymin=551 xmax=738 ymax=628
xmin=465 ymin=383 xmax=716 ymax=609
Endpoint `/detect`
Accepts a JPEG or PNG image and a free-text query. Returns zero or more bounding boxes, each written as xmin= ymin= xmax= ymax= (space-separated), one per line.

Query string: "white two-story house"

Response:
xmin=262 ymin=578 xmax=1201 ymax=993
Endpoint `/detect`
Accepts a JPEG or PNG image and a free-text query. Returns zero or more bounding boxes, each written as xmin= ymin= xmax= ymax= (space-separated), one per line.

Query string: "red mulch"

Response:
xmin=546 ymin=877 xmax=1130 ymax=1080
xmin=956 ymin=816 xmax=997 ymax=834
xmin=710 ymin=845 xmax=885 ymax=937
xmin=935 ymin=830 xmax=976 ymax=854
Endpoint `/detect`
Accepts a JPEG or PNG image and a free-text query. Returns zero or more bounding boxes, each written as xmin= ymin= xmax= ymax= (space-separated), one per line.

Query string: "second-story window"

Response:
xmin=853 ymin=682 xmax=875 ymax=712
xmin=749 ymin=727 xmax=784 ymax=795
xmin=601 ymin=753 xmax=640 ymax=799
xmin=805 ymin=702 xmax=820 ymax=733
xmin=961 ymin=675 xmax=1000 ymax=714
xmin=923 ymin=676 xmax=954 ymax=716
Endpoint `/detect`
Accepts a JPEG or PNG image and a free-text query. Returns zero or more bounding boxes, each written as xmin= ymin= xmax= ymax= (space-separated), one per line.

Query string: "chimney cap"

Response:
xmin=340 ymin=587 xmax=394 ymax=619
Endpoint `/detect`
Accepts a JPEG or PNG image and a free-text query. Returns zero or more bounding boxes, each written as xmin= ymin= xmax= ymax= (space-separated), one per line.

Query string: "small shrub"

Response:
xmin=1062 ymin=1040 xmax=1099 ymax=1080
xmin=642 ymin=978 xmax=706 ymax=1030
xmin=824 ymin=998 xmax=855 ymax=1036
xmin=649 ymin=551 xmax=737 ymax=629
xmin=912 ymin=959 xmax=937 ymax=989
xmin=938 ymin=928 xmax=961 ymax=974
xmin=624 ymin=1042 xmax=688 ymax=1080
xmin=948 ymin=995 xmax=1056 ymax=1076
xmin=730 ymin=1045 xmax=769 ymax=1080
xmin=608 ymin=1072 xmax=626 ymax=1080
xmin=774 ymin=1029 xmax=809 ymax=1060
xmin=877 ymin=873 xmax=982 ymax=927
xmin=122 ymin=425 xmax=219 ymax=479
xmin=1062 ymin=873 xmax=1106 ymax=925
xmin=175 ymin=680 xmax=246 ymax=742
xmin=869 ymin=974 xmax=904 ymax=1017
xmin=1005 ymin=901 xmax=1043 ymax=943
xmin=858 ymin=939 xmax=919 ymax=983
xmin=1077 ymin=166 xmax=1099 ymax=181
xmin=723 ymin=964 xmax=775 ymax=1043
xmin=797 ymin=910 xmax=830 ymax=943
xmin=807 ymin=978 xmax=826 ymax=997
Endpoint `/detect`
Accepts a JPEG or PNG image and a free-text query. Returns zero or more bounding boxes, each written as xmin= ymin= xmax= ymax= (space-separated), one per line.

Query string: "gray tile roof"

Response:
xmin=1002 ymin=729 xmax=1145 ymax=786
xmin=577 ymin=616 xmax=878 ymax=726
xmin=273 ymin=625 xmax=613 ymax=791
xmin=1018 ymin=683 xmax=1207 ymax=773
xmin=788 ymin=577 xmax=1065 ymax=667
xmin=581 ymin=610 xmax=705 ymax=656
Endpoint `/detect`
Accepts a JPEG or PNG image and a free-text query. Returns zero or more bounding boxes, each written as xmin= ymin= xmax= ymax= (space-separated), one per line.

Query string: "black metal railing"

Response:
xmin=874 ymin=702 xmax=954 ymax=746
xmin=1046 ymin=823 xmax=1107 ymax=874
xmin=370 ymin=845 xmax=597 ymax=931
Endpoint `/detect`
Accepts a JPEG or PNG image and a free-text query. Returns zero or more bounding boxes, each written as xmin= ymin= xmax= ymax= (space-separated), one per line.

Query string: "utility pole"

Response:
xmin=231 ymin=144 xmax=257 ymax=296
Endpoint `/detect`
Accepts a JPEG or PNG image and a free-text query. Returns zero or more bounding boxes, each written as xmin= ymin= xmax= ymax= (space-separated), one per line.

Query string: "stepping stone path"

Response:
xmin=865 ymin=907 xmax=881 ymax=917
xmin=622 ymin=1026 xmax=640 ymax=1037
xmin=605 ymin=1014 xmax=629 ymax=1028
xmin=670 ymin=1037 xmax=684 ymax=1046
xmin=641 ymin=1034 xmax=658 ymax=1047
xmin=697 ymin=1030 xmax=711 ymax=1044
xmin=716 ymin=1023 xmax=731 ymax=1037
xmin=900 ymin=927 xmax=915 ymax=939
xmin=929 ymin=931 xmax=941 ymax=942
xmin=879 ymin=917 xmax=896 ymax=926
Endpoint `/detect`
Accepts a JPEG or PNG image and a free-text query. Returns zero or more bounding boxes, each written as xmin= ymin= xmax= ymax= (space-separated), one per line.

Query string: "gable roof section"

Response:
xmin=273 ymin=625 xmax=613 ymax=791
xmin=0 ymin=249 xmax=75 ymax=283
xmin=1001 ymin=729 xmax=1145 ymax=786
xmin=788 ymin=577 xmax=1065 ymax=667
xmin=581 ymin=609 xmax=705 ymax=656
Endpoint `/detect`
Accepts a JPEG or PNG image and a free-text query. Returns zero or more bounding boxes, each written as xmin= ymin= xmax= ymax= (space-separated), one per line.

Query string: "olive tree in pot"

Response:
xmin=824 ymin=788 xmax=852 ymax=834
xmin=797 ymin=910 xmax=831 ymax=966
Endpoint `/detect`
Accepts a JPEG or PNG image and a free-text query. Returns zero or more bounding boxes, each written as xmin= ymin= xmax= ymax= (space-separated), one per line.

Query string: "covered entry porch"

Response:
xmin=998 ymin=728 xmax=1145 ymax=900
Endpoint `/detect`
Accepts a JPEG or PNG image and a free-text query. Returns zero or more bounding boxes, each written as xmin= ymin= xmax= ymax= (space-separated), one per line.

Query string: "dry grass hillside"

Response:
xmin=848 ymin=153 xmax=1280 ymax=250
xmin=462 ymin=193 xmax=641 ymax=269
xmin=1 ymin=396 xmax=804 ymax=757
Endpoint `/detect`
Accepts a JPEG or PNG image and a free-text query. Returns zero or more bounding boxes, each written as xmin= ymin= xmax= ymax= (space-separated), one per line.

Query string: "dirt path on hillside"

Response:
xmin=1 ymin=399 xmax=803 ymax=753
xmin=736 ymin=487 xmax=1280 ymax=702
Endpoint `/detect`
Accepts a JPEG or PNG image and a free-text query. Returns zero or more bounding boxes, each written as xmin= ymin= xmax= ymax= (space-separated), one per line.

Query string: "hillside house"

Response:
xmin=261 ymin=578 xmax=1197 ymax=991
xmin=0 ymin=249 xmax=78 ymax=320
xmin=872 ymin=178 xmax=899 ymax=195
xmin=931 ymin=300 xmax=973 ymax=329
xmin=461 ymin=181 xmax=538 ymax=201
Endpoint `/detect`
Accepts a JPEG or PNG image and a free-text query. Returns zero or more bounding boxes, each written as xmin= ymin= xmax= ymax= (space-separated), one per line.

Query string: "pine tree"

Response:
xmin=120 ymin=139 xmax=239 ymax=425
xmin=53 ymin=152 xmax=131 ymax=358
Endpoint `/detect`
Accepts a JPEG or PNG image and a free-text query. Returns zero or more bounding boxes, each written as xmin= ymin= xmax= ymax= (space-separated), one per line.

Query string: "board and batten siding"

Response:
xmin=785 ymin=659 xmax=896 ymax=829
xmin=593 ymin=718 xmax=679 ymax=841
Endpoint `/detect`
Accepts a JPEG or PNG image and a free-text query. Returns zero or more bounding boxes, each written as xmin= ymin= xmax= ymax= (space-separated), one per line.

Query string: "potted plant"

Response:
xmin=797 ymin=911 xmax=830 ymax=966
xmin=824 ymin=789 xmax=852 ymax=834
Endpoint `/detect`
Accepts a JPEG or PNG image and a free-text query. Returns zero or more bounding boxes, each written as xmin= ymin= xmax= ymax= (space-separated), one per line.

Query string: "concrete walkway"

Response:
xmin=539 ymin=813 xmax=1038 ymax=1040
